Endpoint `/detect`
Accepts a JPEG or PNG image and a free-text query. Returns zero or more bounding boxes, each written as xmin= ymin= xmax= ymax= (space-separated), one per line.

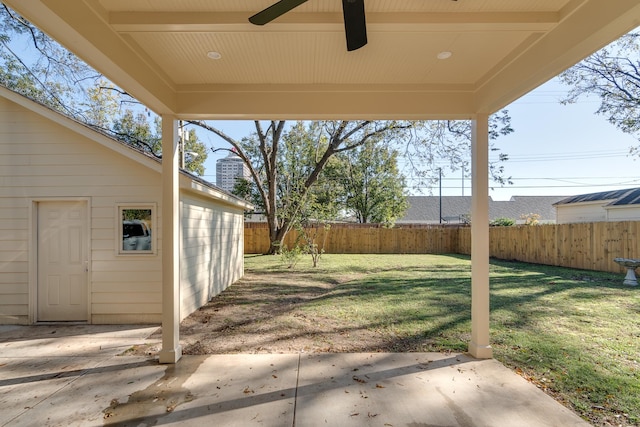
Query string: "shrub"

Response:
xmin=277 ymin=243 xmax=304 ymax=269
xmin=490 ymin=217 xmax=515 ymax=226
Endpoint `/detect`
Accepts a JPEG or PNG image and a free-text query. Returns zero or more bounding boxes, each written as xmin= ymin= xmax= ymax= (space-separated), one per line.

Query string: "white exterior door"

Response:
xmin=37 ymin=201 xmax=88 ymax=321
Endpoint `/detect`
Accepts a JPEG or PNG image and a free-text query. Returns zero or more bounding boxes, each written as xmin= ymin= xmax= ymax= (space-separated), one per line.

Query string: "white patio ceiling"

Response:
xmin=6 ymin=0 xmax=640 ymax=120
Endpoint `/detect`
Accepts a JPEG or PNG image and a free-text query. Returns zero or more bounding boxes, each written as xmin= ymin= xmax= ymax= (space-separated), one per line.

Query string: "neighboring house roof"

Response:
xmin=553 ymin=188 xmax=640 ymax=207
xmin=0 ymin=85 xmax=252 ymax=210
xmin=398 ymin=195 xmax=566 ymax=224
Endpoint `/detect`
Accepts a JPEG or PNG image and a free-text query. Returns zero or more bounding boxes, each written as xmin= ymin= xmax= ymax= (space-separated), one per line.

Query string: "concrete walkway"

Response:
xmin=0 ymin=325 xmax=590 ymax=427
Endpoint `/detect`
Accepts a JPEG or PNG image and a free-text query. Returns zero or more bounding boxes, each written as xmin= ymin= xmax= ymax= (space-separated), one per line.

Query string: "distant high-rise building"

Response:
xmin=216 ymin=152 xmax=250 ymax=193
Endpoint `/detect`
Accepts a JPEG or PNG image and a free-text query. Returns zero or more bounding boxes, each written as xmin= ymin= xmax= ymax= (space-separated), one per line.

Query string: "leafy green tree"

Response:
xmin=0 ymin=4 xmax=98 ymax=116
xmin=81 ymin=80 xmax=121 ymax=129
xmin=559 ymin=32 xmax=640 ymax=146
xmin=111 ymin=112 xmax=207 ymax=174
xmin=402 ymin=110 xmax=514 ymax=191
xmin=196 ymin=117 xmax=513 ymax=254
xmin=112 ymin=110 xmax=161 ymax=155
xmin=330 ymin=139 xmax=408 ymax=225
xmin=232 ymin=177 xmax=262 ymax=207
xmin=180 ymin=127 xmax=208 ymax=175
xmin=197 ymin=120 xmax=410 ymax=254
xmin=0 ymin=56 xmax=47 ymax=103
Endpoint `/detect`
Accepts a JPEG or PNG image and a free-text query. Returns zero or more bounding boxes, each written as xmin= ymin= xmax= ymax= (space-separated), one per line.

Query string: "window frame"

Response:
xmin=116 ymin=203 xmax=157 ymax=256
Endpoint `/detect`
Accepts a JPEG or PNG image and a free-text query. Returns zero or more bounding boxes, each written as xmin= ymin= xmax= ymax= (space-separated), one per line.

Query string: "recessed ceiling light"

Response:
xmin=437 ymin=51 xmax=453 ymax=60
xmin=207 ymin=51 xmax=222 ymax=60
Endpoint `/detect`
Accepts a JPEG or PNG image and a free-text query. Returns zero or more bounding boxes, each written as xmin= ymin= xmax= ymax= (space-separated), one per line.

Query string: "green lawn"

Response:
xmin=244 ymin=253 xmax=640 ymax=426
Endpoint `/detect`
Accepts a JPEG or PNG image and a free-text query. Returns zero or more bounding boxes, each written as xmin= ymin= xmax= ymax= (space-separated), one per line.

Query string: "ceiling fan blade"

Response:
xmin=249 ymin=0 xmax=309 ymax=25
xmin=342 ymin=0 xmax=367 ymax=51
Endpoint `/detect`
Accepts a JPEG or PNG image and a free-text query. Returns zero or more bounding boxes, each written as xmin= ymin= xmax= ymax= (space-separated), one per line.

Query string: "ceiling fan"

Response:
xmin=249 ymin=0 xmax=368 ymax=52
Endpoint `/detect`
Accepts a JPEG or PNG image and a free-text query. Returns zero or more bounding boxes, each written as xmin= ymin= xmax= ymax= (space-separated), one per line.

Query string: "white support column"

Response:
xmin=469 ymin=113 xmax=493 ymax=359
xmin=158 ymin=115 xmax=182 ymax=364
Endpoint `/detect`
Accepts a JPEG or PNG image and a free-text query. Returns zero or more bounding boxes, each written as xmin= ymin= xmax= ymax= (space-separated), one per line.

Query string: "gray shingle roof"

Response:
xmin=553 ymin=187 xmax=640 ymax=207
xmin=398 ymin=195 xmax=567 ymax=224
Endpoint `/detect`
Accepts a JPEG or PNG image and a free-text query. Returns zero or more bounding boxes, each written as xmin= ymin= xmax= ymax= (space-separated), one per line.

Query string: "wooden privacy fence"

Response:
xmin=457 ymin=221 xmax=640 ymax=274
xmin=244 ymin=223 xmax=459 ymax=255
xmin=245 ymin=221 xmax=640 ymax=274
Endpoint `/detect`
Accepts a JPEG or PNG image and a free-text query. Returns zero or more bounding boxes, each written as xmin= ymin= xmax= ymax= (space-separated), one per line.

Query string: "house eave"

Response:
xmin=603 ymin=203 xmax=640 ymax=210
xmin=179 ymin=173 xmax=254 ymax=211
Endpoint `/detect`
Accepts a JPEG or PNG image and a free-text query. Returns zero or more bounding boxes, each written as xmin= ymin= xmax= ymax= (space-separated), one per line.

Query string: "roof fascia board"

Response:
xmin=604 ymin=204 xmax=640 ymax=210
xmin=180 ymin=176 xmax=254 ymax=210
xmin=558 ymin=199 xmax=617 ymax=207
xmin=175 ymin=86 xmax=476 ymax=120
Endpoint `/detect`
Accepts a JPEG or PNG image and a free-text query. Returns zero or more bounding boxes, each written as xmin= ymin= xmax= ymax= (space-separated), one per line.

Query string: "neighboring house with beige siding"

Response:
xmin=0 ymin=87 xmax=252 ymax=325
xmin=554 ymin=188 xmax=640 ymax=224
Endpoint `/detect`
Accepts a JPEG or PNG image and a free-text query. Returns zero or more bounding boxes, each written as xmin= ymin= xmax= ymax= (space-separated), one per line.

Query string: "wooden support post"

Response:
xmin=469 ymin=113 xmax=493 ymax=359
xmin=158 ymin=115 xmax=182 ymax=364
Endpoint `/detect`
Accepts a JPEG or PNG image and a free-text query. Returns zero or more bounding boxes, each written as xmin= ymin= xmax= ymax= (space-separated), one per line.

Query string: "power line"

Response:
xmin=415 ymin=182 xmax=640 ymax=190
xmin=497 ymin=151 xmax=632 ymax=163
xmin=405 ymin=175 xmax=640 ymax=181
xmin=503 ymin=148 xmax=628 ymax=157
xmin=397 ymin=149 xmax=636 ymax=166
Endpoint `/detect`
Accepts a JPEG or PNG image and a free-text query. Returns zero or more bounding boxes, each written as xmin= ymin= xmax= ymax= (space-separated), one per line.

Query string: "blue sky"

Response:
xmin=488 ymin=78 xmax=639 ymax=200
xmin=199 ymin=77 xmax=640 ymax=201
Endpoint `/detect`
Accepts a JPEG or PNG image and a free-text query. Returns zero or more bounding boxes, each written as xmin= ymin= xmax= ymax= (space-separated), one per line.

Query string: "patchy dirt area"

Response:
xmin=127 ymin=271 xmax=423 ymax=357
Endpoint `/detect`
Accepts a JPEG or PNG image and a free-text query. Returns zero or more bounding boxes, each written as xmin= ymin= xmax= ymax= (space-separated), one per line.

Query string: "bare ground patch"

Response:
xmin=131 ymin=271 xmax=435 ymax=356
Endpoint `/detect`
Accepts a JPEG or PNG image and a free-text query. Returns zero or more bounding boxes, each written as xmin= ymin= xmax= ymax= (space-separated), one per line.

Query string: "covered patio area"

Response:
xmin=5 ymin=0 xmax=640 ymax=364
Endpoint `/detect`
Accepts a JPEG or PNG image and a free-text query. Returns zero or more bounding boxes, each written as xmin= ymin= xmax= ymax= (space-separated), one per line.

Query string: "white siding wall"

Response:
xmin=1 ymin=94 xmax=248 ymax=325
xmin=180 ymin=193 xmax=245 ymax=320
xmin=606 ymin=206 xmax=640 ymax=221
xmin=0 ymin=96 xmax=163 ymax=324
xmin=556 ymin=202 xmax=608 ymax=224
xmin=0 ymin=198 xmax=28 ymax=324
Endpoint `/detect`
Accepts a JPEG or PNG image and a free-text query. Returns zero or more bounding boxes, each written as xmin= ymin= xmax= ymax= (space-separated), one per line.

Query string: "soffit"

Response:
xmin=5 ymin=0 xmax=640 ymax=119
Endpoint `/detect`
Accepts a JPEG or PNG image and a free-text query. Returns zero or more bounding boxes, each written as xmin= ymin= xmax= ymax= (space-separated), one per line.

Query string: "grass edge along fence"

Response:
xmin=244 ymin=221 xmax=640 ymax=274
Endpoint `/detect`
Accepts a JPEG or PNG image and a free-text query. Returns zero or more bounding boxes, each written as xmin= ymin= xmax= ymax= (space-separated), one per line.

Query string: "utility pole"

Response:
xmin=179 ymin=120 xmax=185 ymax=169
xmin=439 ymin=167 xmax=442 ymax=224
xmin=178 ymin=121 xmax=198 ymax=170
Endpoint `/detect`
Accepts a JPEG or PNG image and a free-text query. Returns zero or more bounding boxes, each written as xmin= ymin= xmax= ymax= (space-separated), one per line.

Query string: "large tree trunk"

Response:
xmin=266 ymin=218 xmax=280 ymax=255
xmin=266 ymin=221 xmax=292 ymax=255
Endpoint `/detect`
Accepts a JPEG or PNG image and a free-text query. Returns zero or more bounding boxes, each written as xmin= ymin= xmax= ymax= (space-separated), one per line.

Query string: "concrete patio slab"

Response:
xmin=0 ymin=325 xmax=160 ymax=358
xmin=0 ymin=325 xmax=162 ymax=426
xmin=2 ymin=356 xmax=161 ymax=426
xmin=0 ymin=325 xmax=591 ymax=427
xmin=295 ymin=352 xmax=588 ymax=427
xmin=0 ymin=356 xmax=95 ymax=425
xmin=148 ymin=354 xmax=299 ymax=427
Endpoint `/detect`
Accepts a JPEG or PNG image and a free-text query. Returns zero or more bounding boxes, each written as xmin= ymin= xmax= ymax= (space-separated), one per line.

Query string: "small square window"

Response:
xmin=117 ymin=204 xmax=157 ymax=255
